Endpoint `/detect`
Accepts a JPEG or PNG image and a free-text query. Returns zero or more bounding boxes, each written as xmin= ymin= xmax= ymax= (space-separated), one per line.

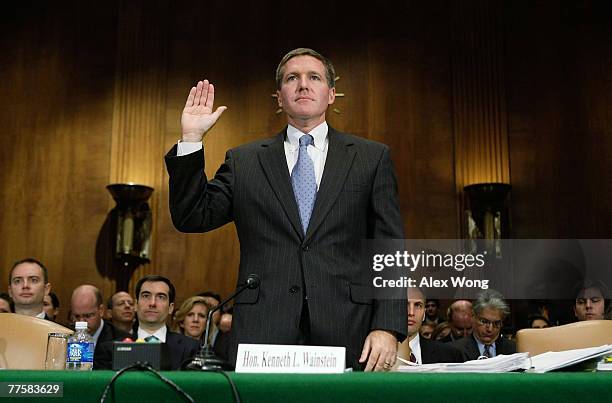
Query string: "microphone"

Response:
xmin=184 ymin=274 xmax=261 ymax=371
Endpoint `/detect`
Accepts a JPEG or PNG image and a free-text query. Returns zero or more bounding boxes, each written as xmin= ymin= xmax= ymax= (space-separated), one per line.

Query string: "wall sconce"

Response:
xmin=106 ymin=183 xmax=154 ymax=266
xmin=463 ymin=183 xmax=511 ymax=257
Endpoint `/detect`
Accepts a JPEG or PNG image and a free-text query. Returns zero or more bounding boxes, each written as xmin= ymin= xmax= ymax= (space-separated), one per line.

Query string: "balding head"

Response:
xmin=70 ymin=285 xmax=104 ymax=335
xmin=448 ymin=299 xmax=473 ymax=340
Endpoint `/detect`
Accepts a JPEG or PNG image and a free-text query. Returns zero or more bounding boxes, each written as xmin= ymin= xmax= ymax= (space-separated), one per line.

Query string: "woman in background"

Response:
xmin=172 ymin=296 xmax=209 ymax=341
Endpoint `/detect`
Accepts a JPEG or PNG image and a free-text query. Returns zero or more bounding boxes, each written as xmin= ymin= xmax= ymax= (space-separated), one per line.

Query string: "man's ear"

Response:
xmin=276 ymin=90 xmax=282 ymax=108
xmin=327 ymin=86 xmax=336 ymax=105
xmin=168 ymin=302 xmax=175 ymax=316
xmin=45 ymin=282 xmax=52 ymax=296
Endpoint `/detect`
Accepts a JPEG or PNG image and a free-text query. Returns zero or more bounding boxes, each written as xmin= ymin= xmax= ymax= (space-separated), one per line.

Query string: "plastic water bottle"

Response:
xmin=66 ymin=321 xmax=94 ymax=370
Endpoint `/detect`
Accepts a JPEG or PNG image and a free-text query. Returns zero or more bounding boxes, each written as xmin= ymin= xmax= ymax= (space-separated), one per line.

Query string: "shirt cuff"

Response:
xmin=177 ymin=140 xmax=203 ymax=156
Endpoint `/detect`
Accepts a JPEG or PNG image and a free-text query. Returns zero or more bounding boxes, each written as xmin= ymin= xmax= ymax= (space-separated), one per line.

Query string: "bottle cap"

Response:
xmin=75 ymin=321 xmax=88 ymax=330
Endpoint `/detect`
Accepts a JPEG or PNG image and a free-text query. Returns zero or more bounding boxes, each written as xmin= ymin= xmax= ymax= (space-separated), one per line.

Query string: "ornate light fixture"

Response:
xmin=106 ymin=183 xmax=154 ymax=266
xmin=463 ymin=183 xmax=511 ymax=257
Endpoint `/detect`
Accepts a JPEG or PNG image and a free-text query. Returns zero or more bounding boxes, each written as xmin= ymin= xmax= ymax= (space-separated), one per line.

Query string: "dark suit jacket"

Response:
xmin=94 ymin=325 xmax=200 ymax=370
xmin=165 ymin=126 xmax=407 ymax=369
xmin=421 ymin=337 xmax=464 ymax=364
xmin=450 ymin=334 xmax=517 ymax=362
xmin=165 ymin=329 xmax=201 ymax=370
xmin=93 ymin=321 xmax=132 ymax=370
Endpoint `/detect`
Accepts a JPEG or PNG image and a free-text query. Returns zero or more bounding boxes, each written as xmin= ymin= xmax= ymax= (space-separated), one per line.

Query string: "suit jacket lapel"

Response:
xmin=467 ymin=335 xmax=481 ymax=359
xmin=305 ymin=128 xmax=356 ymax=243
xmin=258 ymin=129 xmax=304 ymax=239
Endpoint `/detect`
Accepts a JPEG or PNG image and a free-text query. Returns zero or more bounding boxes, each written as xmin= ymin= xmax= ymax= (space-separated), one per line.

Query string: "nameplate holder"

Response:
xmin=236 ymin=344 xmax=346 ymax=373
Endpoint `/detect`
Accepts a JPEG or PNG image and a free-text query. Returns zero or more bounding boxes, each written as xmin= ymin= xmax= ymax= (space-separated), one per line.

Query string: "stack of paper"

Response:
xmin=529 ymin=344 xmax=612 ymax=373
xmin=397 ymin=353 xmax=531 ymax=373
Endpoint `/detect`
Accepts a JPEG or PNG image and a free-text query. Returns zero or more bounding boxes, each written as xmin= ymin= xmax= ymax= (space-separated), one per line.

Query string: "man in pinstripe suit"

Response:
xmin=165 ymin=48 xmax=406 ymax=371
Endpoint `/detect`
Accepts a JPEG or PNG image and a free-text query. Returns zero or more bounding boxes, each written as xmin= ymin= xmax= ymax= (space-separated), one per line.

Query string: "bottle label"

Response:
xmin=66 ymin=342 xmax=94 ymax=363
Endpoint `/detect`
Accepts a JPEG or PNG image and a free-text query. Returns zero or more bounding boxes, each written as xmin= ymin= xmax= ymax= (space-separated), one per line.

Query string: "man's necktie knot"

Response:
xmin=299 ymin=134 xmax=314 ymax=147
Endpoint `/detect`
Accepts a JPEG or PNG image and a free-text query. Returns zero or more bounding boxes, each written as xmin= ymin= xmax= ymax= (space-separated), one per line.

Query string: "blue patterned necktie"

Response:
xmin=291 ymin=134 xmax=317 ymax=233
xmin=483 ymin=344 xmax=491 ymax=358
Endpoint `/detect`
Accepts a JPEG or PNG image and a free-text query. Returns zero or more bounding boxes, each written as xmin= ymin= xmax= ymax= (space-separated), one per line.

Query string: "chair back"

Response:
xmin=516 ymin=320 xmax=612 ymax=356
xmin=0 ymin=313 xmax=73 ymax=369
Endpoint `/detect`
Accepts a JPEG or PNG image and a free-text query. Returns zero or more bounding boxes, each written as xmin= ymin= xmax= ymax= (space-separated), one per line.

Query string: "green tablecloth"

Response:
xmin=0 ymin=370 xmax=611 ymax=402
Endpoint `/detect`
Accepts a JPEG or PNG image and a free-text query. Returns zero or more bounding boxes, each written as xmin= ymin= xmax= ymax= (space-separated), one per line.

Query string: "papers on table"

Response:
xmin=397 ymin=352 xmax=531 ymax=373
xmin=529 ymin=344 xmax=612 ymax=373
xmin=396 ymin=344 xmax=612 ymax=373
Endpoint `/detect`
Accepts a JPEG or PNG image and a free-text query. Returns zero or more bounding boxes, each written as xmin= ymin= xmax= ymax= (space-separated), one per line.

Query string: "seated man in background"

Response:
xmin=574 ymin=284 xmax=607 ymax=321
xmin=0 ymin=292 xmax=13 ymax=313
xmin=425 ymin=299 xmax=444 ymax=324
xmin=107 ymin=291 xmax=136 ymax=334
xmin=392 ymin=288 xmax=462 ymax=370
xmin=43 ymin=291 xmax=60 ymax=322
xmin=70 ymin=285 xmax=131 ymax=369
xmin=439 ymin=300 xmax=473 ymax=342
xmin=134 ymin=275 xmax=199 ymax=370
xmin=451 ymin=290 xmax=516 ymax=361
xmin=8 ymin=258 xmax=51 ymax=319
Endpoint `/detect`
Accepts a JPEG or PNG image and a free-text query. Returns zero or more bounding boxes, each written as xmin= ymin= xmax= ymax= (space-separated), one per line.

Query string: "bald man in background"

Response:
xmin=439 ymin=300 xmax=473 ymax=343
xmin=70 ymin=285 xmax=131 ymax=369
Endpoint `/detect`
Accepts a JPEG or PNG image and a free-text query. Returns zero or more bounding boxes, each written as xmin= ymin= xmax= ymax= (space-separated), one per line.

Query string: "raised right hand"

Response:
xmin=181 ymin=79 xmax=227 ymax=142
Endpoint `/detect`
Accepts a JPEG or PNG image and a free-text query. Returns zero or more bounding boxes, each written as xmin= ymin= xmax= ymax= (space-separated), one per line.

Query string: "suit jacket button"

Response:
xmin=289 ymin=285 xmax=300 ymax=293
xmin=302 ymin=245 xmax=310 ymax=251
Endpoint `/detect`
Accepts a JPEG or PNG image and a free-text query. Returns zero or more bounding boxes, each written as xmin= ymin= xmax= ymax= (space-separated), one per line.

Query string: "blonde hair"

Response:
xmin=171 ymin=296 xmax=209 ymax=334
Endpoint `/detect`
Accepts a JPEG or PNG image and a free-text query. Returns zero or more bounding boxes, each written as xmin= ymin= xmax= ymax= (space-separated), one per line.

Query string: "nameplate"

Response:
xmin=236 ymin=344 xmax=346 ymax=373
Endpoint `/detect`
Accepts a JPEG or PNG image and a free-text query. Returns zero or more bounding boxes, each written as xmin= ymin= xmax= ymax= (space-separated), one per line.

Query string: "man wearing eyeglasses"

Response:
xmin=450 ymin=290 xmax=516 ymax=361
xmin=70 ymin=285 xmax=131 ymax=369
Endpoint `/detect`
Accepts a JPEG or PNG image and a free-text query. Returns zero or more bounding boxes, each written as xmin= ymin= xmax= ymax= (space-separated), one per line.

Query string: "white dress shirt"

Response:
xmin=137 ymin=326 xmax=168 ymax=343
xmin=409 ymin=334 xmax=423 ymax=364
xmin=176 ymin=122 xmax=330 ymax=190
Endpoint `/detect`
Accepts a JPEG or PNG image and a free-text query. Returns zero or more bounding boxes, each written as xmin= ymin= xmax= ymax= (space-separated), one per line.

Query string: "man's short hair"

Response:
xmin=9 ymin=258 xmax=49 ymax=284
xmin=472 ymin=290 xmax=510 ymax=319
xmin=135 ymin=275 xmax=176 ymax=303
xmin=426 ymin=299 xmax=439 ymax=307
xmin=275 ymin=48 xmax=336 ymax=90
xmin=573 ymin=279 xmax=609 ymax=300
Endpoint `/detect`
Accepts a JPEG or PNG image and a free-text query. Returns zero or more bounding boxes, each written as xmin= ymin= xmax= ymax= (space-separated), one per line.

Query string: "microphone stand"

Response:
xmin=185 ymin=274 xmax=260 ymax=371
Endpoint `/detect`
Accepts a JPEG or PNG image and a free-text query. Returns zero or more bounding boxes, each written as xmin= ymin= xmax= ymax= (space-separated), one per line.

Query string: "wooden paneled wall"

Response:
xmin=0 ymin=1 xmax=610 ymax=323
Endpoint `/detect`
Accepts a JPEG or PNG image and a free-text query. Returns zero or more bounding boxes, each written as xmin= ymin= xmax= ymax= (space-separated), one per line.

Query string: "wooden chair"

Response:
xmin=516 ymin=320 xmax=612 ymax=356
xmin=0 ymin=313 xmax=73 ymax=369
